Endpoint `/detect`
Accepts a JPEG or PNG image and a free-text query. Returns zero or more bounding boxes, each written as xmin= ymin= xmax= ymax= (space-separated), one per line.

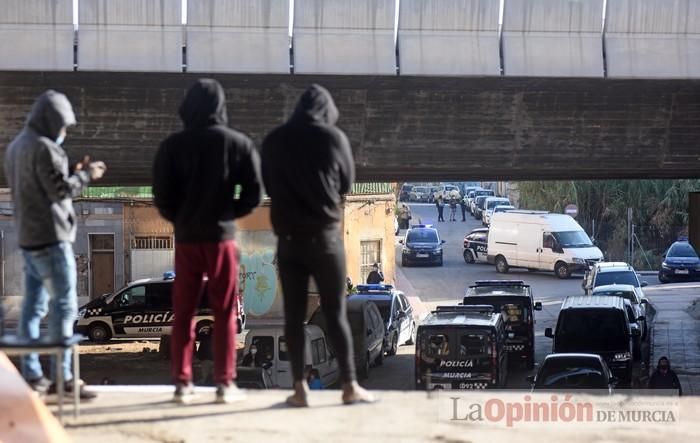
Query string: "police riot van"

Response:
xmin=415 ymin=305 xmax=508 ymax=390
xmin=461 ymin=280 xmax=542 ymax=369
xmin=74 ymin=272 xmax=244 ymax=342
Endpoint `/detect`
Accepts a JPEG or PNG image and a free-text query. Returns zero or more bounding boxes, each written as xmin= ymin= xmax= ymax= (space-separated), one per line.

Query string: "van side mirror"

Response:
xmin=544 ymin=328 xmax=553 ymax=338
xmin=262 ymin=362 xmax=272 ymax=370
xmin=526 ymin=375 xmax=535 ymax=384
xmin=441 ymin=240 xmax=446 ymax=244
xmin=641 ymin=281 xmax=648 ymax=288
xmin=398 ymin=239 xmax=404 ymax=244
xmin=637 ymin=316 xmax=646 ymax=322
xmin=609 ymin=376 xmax=619 ymax=386
xmin=534 ymin=302 xmax=543 ymax=311
xmin=631 ymin=327 xmax=641 ymax=337
xmin=640 ymin=299 xmax=649 ymax=305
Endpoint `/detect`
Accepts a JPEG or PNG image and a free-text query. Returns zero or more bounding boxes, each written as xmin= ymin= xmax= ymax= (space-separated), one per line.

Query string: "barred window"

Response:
xmin=132 ymin=236 xmax=173 ymax=249
xmin=360 ymin=240 xmax=382 ymax=283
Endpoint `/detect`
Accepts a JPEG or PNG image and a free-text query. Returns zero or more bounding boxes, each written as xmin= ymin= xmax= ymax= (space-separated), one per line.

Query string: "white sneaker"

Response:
xmin=173 ymin=383 xmax=196 ymax=404
xmin=215 ymin=383 xmax=246 ymax=404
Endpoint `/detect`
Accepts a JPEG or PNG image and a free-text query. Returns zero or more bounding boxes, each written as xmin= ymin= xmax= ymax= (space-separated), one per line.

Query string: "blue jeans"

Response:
xmin=19 ymin=242 xmax=77 ymax=382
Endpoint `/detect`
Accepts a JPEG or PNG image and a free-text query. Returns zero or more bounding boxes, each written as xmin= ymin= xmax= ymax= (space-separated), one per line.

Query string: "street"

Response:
xmin=363 ymin=203 xmax=700 ymax=392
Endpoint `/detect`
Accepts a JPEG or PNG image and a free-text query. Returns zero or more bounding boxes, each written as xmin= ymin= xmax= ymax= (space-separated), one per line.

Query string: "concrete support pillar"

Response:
xmin=688 ymin=192 xmax=700 ymax=250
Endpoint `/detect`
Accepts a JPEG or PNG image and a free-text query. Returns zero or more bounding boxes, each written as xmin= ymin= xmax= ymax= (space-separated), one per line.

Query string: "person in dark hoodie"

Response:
xmin=4 ymin=90 xmax=105 ymax=399
xmin=262 ymin=84 xmax=375 ymax=406
xmin=648 ymin=356 xmax=682 ymax=395
xmin=153 ymin=79 xmax=262 ymax=404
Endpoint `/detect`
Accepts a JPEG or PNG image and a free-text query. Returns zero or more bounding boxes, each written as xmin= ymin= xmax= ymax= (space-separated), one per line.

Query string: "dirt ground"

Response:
xmin=9 ymin=338 xmax=247 ymax=386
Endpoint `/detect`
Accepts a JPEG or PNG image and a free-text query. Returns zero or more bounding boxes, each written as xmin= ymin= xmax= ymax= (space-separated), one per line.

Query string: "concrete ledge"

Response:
xmin=62 ymin=387 xmax=699 ymax=442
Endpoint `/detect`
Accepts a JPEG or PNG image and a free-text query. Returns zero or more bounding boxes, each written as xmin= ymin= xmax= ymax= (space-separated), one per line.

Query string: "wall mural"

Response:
xmin=236 ymin=230 xmax=280 ymax=317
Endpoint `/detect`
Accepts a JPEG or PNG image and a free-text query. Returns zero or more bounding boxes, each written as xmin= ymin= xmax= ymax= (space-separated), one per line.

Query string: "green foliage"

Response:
xmin=517 ymin=180 xmax=700 ymax=269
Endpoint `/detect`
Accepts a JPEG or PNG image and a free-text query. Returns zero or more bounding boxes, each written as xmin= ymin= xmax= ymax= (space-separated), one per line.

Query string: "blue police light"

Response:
xmin=678 ymin=235 xmax=689 ymax=242
xmin=356 ymin=284 xmax=394 ymax=292
xmin=410 ymin=224 xmax=433 ymax=229
xmin=163 ymin=271 xmax=176 ymax=280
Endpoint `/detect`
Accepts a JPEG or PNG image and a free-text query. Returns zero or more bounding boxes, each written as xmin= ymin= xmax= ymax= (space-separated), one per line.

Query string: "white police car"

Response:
xmin=74 ymin=272 xmax=245 ymax=342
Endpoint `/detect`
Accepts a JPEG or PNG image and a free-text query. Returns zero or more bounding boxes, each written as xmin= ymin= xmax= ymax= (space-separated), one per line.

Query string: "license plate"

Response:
xmin=676 ymin=269 xmax=689 ymax=274
xmin=416 ymin=253 xmax=429 ymax=258
xmin=428 ymin=383 xmax=452 ymax=390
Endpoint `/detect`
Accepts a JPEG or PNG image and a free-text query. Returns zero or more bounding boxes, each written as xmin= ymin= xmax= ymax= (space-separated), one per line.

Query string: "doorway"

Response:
xmin=89 ymin=233 xmax=115 ymax=299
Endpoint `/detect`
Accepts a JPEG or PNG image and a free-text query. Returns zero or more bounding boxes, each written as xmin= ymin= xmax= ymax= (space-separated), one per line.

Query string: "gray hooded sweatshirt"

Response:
xmin=4 ymin=90 xmax=90 ymax=248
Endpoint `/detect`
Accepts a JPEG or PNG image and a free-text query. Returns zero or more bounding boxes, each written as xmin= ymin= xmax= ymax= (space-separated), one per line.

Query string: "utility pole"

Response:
xmin=627 ymin=208 xmax=633 ymax=263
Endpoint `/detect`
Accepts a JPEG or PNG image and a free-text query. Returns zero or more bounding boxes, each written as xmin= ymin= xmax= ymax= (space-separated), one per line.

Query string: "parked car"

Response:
xmin=415 ymin=305 xmax=508 ymax=390
xmin=409 ymin=186 xmax=431 ymax=203
xmin=461 ymin=280 xmax=542 ymax=369
xmin=591 ymin=284 xmax=653 ymax=340
xmin=545 ymin=296 xmax=642 ymax=386
xmin=470 ymin=189 xmax=495 ymax=214
xmin=433 ymin=184 xmax=461 ymax=202
xmin=243 ymin=323 xmax=339 ymax=388
xmin=349 ymin=284 xmax=415 ymax=356
xmin=482 ymin=197 xmax=512 ymax=226
xmin=488 ymin=211 xmax=603 ymax=279
xmin=472 ymin=195 xmax=491 ymax=220
xmin=309 ymin=297 xmax=385 ymax=380
xmin=75 ymin=272 xmax=246 ymax=342
xmin=400 ymin=224 xmax=445 ymax=267
xmin=528 ymin=353 xmax=617 ymax=393
xmin=659 ymin=238 xmax=700 ymax=283
xmin=463 ymin=228 xmax=489 ymax=264
xmin=582 ymin=262 xmax=648 ymax=296
xmin=399 ymin=184 xmax=414 ymax=202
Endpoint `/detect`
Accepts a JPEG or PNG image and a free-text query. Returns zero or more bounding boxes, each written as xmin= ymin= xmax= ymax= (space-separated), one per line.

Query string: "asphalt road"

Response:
xmin=364 ymin=203 xmax=666 ymax=391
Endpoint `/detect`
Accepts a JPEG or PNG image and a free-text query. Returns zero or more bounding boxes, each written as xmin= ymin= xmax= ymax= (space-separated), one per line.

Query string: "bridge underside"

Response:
xmin=0 ymin=71 xmax=698 ymax=185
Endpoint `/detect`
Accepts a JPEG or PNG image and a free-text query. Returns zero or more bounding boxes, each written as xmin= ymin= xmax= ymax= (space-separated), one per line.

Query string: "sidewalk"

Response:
xmin=395 ymin=266 xmax=430 ymax=320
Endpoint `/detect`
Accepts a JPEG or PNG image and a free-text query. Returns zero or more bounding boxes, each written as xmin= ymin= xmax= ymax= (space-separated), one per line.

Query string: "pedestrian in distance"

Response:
xmin=366 ymin=263 xmax=384 ymax=284
xmin=262 ymin=84 xmax=375 ymax=407
xmin=449 ymin=196 xmax=458 ymax=221
xmin=398 ymin=203 xmax=411 ymax=230
xmin=153 ymin=78 xmax=263 ymax=404
xmin=648 ymin=356 xmax=682 ymax=395
xmin=308 ymin=369 xmax=323 ymax=390
xmin=437 ymin=194 xmax=445 ymax=222
xmin=460 ymin=196 xmax=467 ymax=222
xmin=5 ymin=90 xmax=106 ymax=399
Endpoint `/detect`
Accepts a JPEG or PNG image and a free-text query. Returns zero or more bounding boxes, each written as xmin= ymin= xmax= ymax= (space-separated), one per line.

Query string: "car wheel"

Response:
xmin=406 ymin=322 xmax=416 ymax=345
xmin=88 ymin=323 xmax=111 ymax=342
xmin=358 ymin=354 xmax=370 ymax=380
xmin=375 ymin=348 xmax=384 ymax=366
xmin=401 ymin=257 xmax=408 ymax=267
xmin=658 ymin=275 xmax=669 ymax=284
xmin=495 ymin=255 xmax=509 ymax=274
xmin=438 ymin=256 xmax=443 ymax=267
xmin=555 ymin=261 xmax=571 ymax=279
xmin=463 ymin=249 xmax=475 ymax=264
xmin=195 ymin=321 xmax=214 ymax=340
xmin=388 ymin=333 xmax=398 ymax=356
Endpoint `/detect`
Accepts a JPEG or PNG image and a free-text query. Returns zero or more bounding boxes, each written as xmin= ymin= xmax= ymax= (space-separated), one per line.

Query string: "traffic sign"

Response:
xmin=565 ymin=204 xmax=578 ymax=218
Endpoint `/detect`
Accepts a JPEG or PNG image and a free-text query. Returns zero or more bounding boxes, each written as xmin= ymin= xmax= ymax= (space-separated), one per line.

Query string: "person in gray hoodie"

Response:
xmin=4 ymin=90 xmax=105 ymax=398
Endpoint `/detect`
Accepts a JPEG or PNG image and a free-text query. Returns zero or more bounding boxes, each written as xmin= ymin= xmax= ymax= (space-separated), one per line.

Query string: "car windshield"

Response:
xmin=536 ymin=359 xmax=607 ymax=389
xmin=475 ymin=190 xmax=494 ymax=196
xmin=593 ymin=290 xmax=636 ymax=303
xmin=407 ymin=230 xmax=438 ymax=243
xmin=494 ymin=206 xmax=513 ymax=213
xmin=595 ymin=271 xmax=639 ymax=288
xmin=557 ymin=309 xmax=628 ymax=351
xmin=414 ymin=187 xmax=428 ymax=193
xmin=374 ymin=300 xmax=391 ymax=322
xmin=668 ymin=243 xmax=699 ymax=258
xmin=553 ymin=231 xmax=593 ymax=248
xmin=487 ymin=200 xmax=509 ymax=210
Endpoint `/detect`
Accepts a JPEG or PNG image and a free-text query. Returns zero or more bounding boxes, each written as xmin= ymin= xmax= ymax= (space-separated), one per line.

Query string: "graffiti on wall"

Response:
xmin=236 ymin=230 xmax=279 ymax=317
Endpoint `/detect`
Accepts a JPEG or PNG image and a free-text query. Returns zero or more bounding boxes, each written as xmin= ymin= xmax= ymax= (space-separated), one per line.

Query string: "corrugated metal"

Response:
xmin=605 ymin=0 xmax=700 ymax=78
xmin=0 ymin=0 xmax=74 ymax=71
xmin=350 ymin=183 xmax=395 ymax=195
xmin=186 ymin=0 xmax=290 ymax=73
xmin=293 ymin=0 xmax=396 ymax=74
xmin=130 ymin=249 xmax=174 ymax=281
xmin=78 ymin=0 xmax=182 ymax=72
xmin=502 ymin=0 xmax=605 ymax=77
xmin=398 ymin=0 xmax=500 ymax=76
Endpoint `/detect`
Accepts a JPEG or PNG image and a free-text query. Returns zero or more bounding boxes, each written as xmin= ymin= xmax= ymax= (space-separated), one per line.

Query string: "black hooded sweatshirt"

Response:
xmin=152 ymin=79 xmax=262 ymax=242
xmin=261 ymin=84 xmax=355 ymax=235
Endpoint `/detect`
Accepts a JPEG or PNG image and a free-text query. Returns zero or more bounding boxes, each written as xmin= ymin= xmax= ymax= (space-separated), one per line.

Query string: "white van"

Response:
xmin=487 ymin=211 xmax=603 ymax=279
xmin=482 ymin=197 xmax=511 ymax=226
xmin=242 ymin=322 xmax=339 ymax=388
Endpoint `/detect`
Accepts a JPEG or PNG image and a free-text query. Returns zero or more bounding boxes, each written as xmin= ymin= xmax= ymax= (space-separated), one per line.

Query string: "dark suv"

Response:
xmin=545 ymin=296 xmax=641 ymax=386
xmin=400 ymin=225 xmax=445 ymax=266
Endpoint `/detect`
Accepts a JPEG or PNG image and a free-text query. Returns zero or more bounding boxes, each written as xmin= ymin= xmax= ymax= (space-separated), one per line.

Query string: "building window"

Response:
xmin=132 ymin=236 xmax=173 ymax=249
xmin=360 ymin=240 xmax=381 ymax=284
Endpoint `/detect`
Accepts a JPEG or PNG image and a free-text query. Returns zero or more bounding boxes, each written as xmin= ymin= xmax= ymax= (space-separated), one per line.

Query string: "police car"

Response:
xmin=463 ymin=228 xmax=489 ymax=264
xmin=399 ymin=224 xmax=445 ymax=267
xmin=74 ymin=272 xmax=245 ymax=342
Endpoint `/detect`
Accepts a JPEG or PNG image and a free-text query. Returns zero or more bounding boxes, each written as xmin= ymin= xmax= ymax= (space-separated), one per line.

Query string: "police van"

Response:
xmin=415 ymin=305 xmax=508 ymax=390
xmin=74 ymin=272 xmax=245 ymax=342
xmin=461 ymin=280 xmax=542 ymax=369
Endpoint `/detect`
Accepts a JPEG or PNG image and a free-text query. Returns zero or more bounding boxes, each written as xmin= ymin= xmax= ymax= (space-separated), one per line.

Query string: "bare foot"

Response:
xmin=286 ymin=381 xmax=309 ymax=407
xmin=341 ymin=381 xmax=377 ymax=405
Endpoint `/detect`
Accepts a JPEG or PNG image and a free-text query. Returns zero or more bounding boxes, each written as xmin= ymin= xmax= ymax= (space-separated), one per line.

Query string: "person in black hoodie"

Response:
xmin=648 ymin=356 xmax=682 ymax=395
xmin=153 ymin=79 xmax=262 ymax=404
xmin=262 ymin=84 xmax=374 ymax=406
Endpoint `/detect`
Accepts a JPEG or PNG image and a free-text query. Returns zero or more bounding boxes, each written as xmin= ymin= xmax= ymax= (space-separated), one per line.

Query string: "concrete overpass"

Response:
xmin=0 ymin=0 xmax=699 ymax=184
